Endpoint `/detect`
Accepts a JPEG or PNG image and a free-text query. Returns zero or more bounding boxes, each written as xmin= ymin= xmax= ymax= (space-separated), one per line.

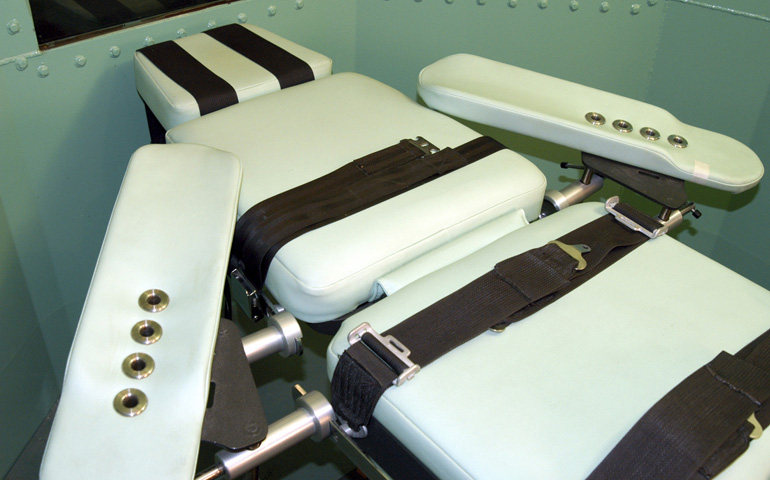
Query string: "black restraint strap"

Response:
xmin=139 ymin=41 xmax=238 ymax=116
xmin=204 ymin=24 xmax=314 ymax=89
xmin=589 ymin=327 xmax=770 ymax=480
xmin=331 ymin=214 xmax=649 ymax=430
xmin=232 ymin=136 xmax=505 ymax=289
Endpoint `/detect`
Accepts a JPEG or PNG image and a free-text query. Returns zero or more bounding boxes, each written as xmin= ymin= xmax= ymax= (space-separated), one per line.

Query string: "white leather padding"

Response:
xmin=418 ymin=54 xmax=763 ymax=193
xmin=40 ymin=145 xmax=242 ymax=479
xmin=134 ymin=24 xmax=333 ymax=130
xmin=168 ymin=73 xmax=547 ymax=323
xmin=327 ymin=203 xmax=770 ymax=480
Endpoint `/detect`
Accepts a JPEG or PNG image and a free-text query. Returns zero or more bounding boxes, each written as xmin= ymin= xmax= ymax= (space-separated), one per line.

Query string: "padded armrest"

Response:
xmin=40 ymin=145 xmax=241 ymax=479
xmin=418 ymin=54 xmax=763 ymax=193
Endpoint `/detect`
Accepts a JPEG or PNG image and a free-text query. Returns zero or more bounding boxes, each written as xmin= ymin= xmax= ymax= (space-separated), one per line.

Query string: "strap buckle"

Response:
xmin=348 ymin=323 xmax=421 ymax=387
xmin=748 ymin=412 xmax=763 ymax=440
xmin=407 ymin=136 xmax=440 ymax=157
xmin=605 ymin=196 xmax=668 ymax=239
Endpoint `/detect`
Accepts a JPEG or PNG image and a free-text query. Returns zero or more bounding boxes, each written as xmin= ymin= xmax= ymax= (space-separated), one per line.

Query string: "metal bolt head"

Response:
xmin=237 ymin=13 xmax=248 ymax=23
xmin=176 ymin=28 xmax=187 ymax=38
xmin=144 ymin=36 xmax=155 ymax=46
xmin=569 ymin=1 xmax=580 ymax=11
xmin=295 ymin=0 xmax=304 ymax=9
xmin=74 ymin=55 xmax=87 ymax=67
xmin=600 ymin=1 xmax=610 ymax=12
xmin=207 ymin=20 xmax=217 ymax=29
xmin=7 ymin=19 xmax=20 ymax=35
xmin=109 ymin=46 xmax=121 ymax=58
xmin=508 ymin=0 xmax=518 ymax=7
xmin=15 ymin=57 xmax=28 ymax=71
xmin=37 ymin=64 xmax=49 ymax=78
xmin=630 ymin=3 xmax=641 ymax=14
xmin=267 ymin=5 xmax=277 ymax=16
xmin=538 ymin=0 xmax=548 ymax=9
xmin=648 ymin=0 xmax=658 ymax=5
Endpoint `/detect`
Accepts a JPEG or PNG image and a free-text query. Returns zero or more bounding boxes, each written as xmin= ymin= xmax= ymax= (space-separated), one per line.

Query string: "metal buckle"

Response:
xmin=604 ymin=196 xmax=668 ymax=239
xmin=407 ymin=136 xmax=440 ymax=157
xmin=748 ymin=412 xmax=763 ymax=440
xmin=348 ymin=322 xmax=420 ymax=387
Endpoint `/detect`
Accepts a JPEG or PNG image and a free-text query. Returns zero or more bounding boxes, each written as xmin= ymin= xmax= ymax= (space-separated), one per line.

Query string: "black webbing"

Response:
xmin=232 ymin=136 xmax=505 ymax=289
xmin=204 ymin=24 xmax=314 ymax=89
xmin=331 ymin=214 xmax=649 ymax=430
xmin=138 ymin=41 xmax=238 ymax=116
xmin=589 ymin=327 xmax=770 ymax=480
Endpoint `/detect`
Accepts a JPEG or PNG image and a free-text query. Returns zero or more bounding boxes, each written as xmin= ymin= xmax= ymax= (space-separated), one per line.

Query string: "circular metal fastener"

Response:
xmin=446 ymin=0 xmax=455 ymax=4
xmin=208 ymin=20 xmax=217 ymax=29
xmin=267 ymin=5 xmax=277 ymax=16
xmin=138 ymin=289 xmax=169 ymax=313
xmin=631 ymin=4 xmax=641 ymax=14
xmin=237 ymin=13 xmax=248 ymax=23
xmin=600 ymin=1 xmax=610 ymax=12
xmin=176 ymin=28 xmax=187 ymax=38
xmin=508 ymin=0 xmax=518 ymax=7
xmin=15 ymin=57 xmax=28 ymax=71
xmin=640 ymin=127 xmax=660 ymax=141
xmin=538 ymin=0 xmax=548 ymax=9
xmin=37 ymin=65 xmax=50 ymax=78
xmin=122 ymin=352 xmax=155 ymax=379
xmin=114 ymin=388 xmax=148 ymax=417
xmin=295 ymin=0 xmax=304 ymax=9
xmin=109 ymin=46 xmax=121 ymax=58
xmin=74 ymin=55 xmax=87 ymax=67
xmin=131 ymin=320 xmax=163 ymax=345
xmin=585 ymin=112 xmax=606 ymax=126
xmin=144 ymin=36 xmax=155 ymax=46
xmin=668 ymin=134 xmax=688 ymax=148
xmin=7 ymin=19 xmax=20 ymax=35
xmin=570 ymin=1 xmax=580 ymax=11
xmin=648 ymin=0 xmax=658 ymax=5
xmin=612 ymin=119 xmax=633 ymax=133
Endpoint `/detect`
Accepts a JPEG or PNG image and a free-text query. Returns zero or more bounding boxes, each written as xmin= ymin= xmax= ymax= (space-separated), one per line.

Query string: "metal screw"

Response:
xmin=630 ymin=4 xmax=641 ymax=14
xmin=15 ymin=57 xmax=27 ymax=71
xmin=7 ymin=19 xmax=20 ymax=35
xmin=267 ymin=5 xmax=277 ymax=16
xmin=74 ymin=55 xmax=87 ymax=68
xmin=570 ymin=1 xmax=580 ymax=11
xmin=37 ymin=64 xmax=49 ymax=78
xmin=237 ymin=13 xmax=248 ymax=23
xmin=109 ymin=46 xmax=121 ymax=58
xmin=176 ymin=28 xmax=187 ymax=38
xmin=600 ymin=2 xmax=610 ymax=12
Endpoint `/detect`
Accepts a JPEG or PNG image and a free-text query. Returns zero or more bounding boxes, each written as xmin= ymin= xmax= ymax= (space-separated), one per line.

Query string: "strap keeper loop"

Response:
xmin=348 ymin=323 xmax=420 ymax=387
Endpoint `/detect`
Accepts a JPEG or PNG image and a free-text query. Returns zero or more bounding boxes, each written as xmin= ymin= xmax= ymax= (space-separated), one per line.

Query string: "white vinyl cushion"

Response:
xmin=168 ymin=73 xmax=547 ymax=322
xmin=134 ymin=24 xmax=332 ymax=130
xmin=418 ymin=54 xmax=763 ymax=193
xmin=328 ymin=203 xmax=770 ymax=479
xmin=40 ymin=145 xmax=242 ymax=479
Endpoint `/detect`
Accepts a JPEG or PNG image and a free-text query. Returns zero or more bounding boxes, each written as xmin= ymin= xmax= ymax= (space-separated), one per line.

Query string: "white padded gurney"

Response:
xmin=327 ymin=202 xmax=770 ymax=479
xmin=40 ymin=145 xmax=241 ymax=479
xmin=167 ymin=73 xmax=547 ymax=323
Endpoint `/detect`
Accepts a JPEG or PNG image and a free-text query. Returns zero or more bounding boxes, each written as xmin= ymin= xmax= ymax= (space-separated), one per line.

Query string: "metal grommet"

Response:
xmin=612 ymin=119 xmax=633 ymax=133
xmin=114 ymin=388 xmax=148 ymax=417
xmin=585 ymin=112 xmax=606 ymax=126
xmin=122 ymin=352 xmax=155 ymax=379
xmin=131 ymin=320 xmax=162 ymax=345
xmin=640 ymin=127 xmax=660 ymax=141
xmin=138 ymin=289 xmax=169 ymax=313
xmin=668 ymin=134 xmax=688 ymax=148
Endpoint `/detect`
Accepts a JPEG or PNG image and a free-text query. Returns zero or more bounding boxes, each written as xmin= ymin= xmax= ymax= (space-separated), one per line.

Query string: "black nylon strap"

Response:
xmin=331 ymin=214 xmax=649 ymax=430
xmin=204 ymin=24 xmax=314 ymax=89
xmin=232 ymin=136 xmax=505 ymax=289
xmin=138 ymin=41 xmax=238 ymax=116
xmin=589 ymin=328 xmax=770 ymax=480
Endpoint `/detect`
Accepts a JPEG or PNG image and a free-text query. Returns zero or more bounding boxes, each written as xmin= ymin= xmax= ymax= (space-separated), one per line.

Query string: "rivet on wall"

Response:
xmin=600 ymin=2 xmax=610 ymax=13
xmin=177 ymin=28 xmax=187 ymax=38
xmin=630 ymin=4 xmax=641 ymax=15
xmin=477 ymin=0 xmax=487 ymax=6
xmin=446 ymin=0 xmax=455 ymax=4
xmin=109 ymin=46 xmax=121 ymax=58
xmin=295 ymin=0 xmax=304 ymax=10
xmin=570 ymin=1 xmax=579 ymax=11
xmin=144 ymin=36 xmax=155 ymax=46
xmin=648 ymin=0 xmax=658 ymax=5
xmin=37 ymin=64 xmax=49 ymax=78
xmin=7 ymin=19 xmax=20 ymax=35
xmin=267 ymin=5 xmax=277 ymax=16
xmin=538 ymin=0 xmax=548 ymax=9
xmin=508 ymin=0 xmax=518 ymax=7
xmin=207 ymin=20 xmax=217 ymax=29
xmin=15 ymin=57 xmax=28 ymax=71
xmin=237 ymin=13 xmax=248 ymax=23
xmin=74 ymin=55 xmax=87 ymax=68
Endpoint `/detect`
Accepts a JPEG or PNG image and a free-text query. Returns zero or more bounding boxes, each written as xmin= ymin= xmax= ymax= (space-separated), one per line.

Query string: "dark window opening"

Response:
xmin=29 ymin=0 xmax=233 ymax=49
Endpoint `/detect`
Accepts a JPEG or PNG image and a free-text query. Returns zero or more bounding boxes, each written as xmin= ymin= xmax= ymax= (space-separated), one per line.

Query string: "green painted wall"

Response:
xmin=1 ymin=0 xmax=768 ymax=476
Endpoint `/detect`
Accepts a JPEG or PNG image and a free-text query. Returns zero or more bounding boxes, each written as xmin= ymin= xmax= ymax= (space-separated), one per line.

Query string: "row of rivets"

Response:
xmin=113 ymin=289 xmax=169 ymax=417
xmin=431 ymin=0 xmax=659 ymax=12
xmin=585 ymin=112 xmax=688 ymax=148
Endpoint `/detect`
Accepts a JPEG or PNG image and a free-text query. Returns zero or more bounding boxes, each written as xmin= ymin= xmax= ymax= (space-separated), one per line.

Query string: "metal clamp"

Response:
xmin=407 ymin=136 xmax=440 ymax=157
xmin=348 ymin=323 xmax=420 ymax=387
xmin=605 ymin=196 xmax=668 ymax=239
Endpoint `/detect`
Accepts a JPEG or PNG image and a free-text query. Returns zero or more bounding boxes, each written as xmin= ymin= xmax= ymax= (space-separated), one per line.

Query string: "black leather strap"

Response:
xmin=232 ymin=136 xmax=505 ymax=290
xmin=589 ymin=327 xmax=770 ymax=480
xmin=331 ymin=214 xmax=649 ymax=430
